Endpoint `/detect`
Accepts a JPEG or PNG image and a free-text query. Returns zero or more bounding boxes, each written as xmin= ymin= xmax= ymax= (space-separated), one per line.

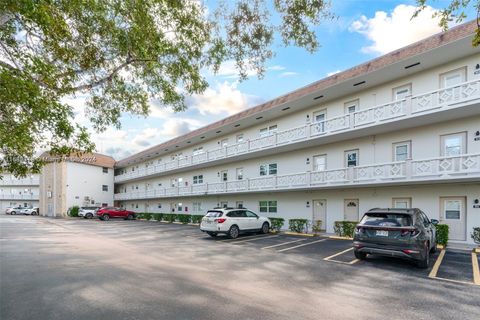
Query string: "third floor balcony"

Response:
xmin=114 ymin=79 xmax=480 ymax=184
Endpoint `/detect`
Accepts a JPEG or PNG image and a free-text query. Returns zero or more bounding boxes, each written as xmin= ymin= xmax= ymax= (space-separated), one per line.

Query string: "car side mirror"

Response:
xmin=430 ymin=219 xmax=439 ymax=225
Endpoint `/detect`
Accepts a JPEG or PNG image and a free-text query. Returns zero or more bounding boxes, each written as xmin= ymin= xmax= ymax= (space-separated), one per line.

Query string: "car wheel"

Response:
xmin=207 ymin=232 xmax=217 ymax=237
xmin=103 ymin=214 xmax=110 ymax=221
xmin=228 ymin=225 xmax=239 ymax=239
xmin=417 ymin=242 xmax=430 ymax=269
xmin=260 ymin=222 xmax=270 ymax=234
xmin=354 ymin=250 xmax=367 ymax=260
xmin=11 ymin=211 xmax=16 ymax=215
xmin=127 ymin=214 xmax=134 ymax=220
xmin=86 ymin=213 xmax=93 ymax=219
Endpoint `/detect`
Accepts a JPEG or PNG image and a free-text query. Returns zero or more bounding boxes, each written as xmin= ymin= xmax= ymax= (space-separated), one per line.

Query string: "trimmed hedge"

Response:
xmin=143 ymin=213 xmax=152 ymax=221
xmin=472 ymin=227 xmax=480 ymax=245
xmin=177 ymin=214 xmax=191 ymax=224
xmin=288 ymin=219 xmax=309 ymax=233
xmin=268 ymin=217 xmax=285 ymax=232
xmin=153 ymin=213 xmax=163 ymax=221
xmin=68 ymin=206 xmax=79 ymax=217
xmin=191 ymin=215 xmax=204 ymax=224
xmin=312 ymin=220 xmax=323 ymax=234
xmin=333 ymin=221 xmax=358 ymax=238
xmin=435 ymin=224 xmax=449 ymax=246
xmin=163 ymin=213 xmax=177 ymax=223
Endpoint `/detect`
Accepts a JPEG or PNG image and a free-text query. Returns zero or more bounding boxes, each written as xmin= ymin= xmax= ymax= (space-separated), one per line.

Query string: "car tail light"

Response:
xmin=214 ymin=218 xmax=226 ymax=223
xmin=355 ymin=226 xmax=365 ymax=234
xmin=401 ymin=228 xmax=420 ymax=237
xmin=402 ymin=249 xmax=420 ymax=254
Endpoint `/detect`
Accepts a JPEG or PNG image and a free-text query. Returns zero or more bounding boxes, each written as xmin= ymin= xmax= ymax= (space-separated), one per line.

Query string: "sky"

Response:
xmin=73 ymin=0 xmax=476 ymax=160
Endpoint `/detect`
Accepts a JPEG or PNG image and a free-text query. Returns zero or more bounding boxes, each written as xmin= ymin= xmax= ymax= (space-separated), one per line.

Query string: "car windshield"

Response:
xmin=360 ymin=213 xmax=412 ymax=227
xmin=205 ymin=211 xmax=223 ymax=217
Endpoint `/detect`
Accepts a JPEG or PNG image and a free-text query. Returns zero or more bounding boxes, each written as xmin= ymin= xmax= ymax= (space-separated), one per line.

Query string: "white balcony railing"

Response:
xmin=113 ymin=153 xmax=480 ymax=201
xmin=0 ymin=178 xmax=40 ymax=186
xmin=115 ymin=79 xmax=480 ymax=183
xmin=0 ymin=194 xmax=39 ymax=200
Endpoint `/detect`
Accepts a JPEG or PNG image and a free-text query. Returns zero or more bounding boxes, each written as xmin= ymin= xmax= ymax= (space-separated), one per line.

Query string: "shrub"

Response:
xmin=312 ymin=220 xmax=323 ymax=234
xmin=288 ymin=219 xmax=309 ymax=233
xmin=143 ymin=213 xmax=152 ymax=221
xmin=333 ymin=221 xmax=358 ymax=238
xmin=435 ymin=224 xmax=449 ymax=246
xmin=471 ymin=227 xmax=480 ymax=245
xmin=191 ymin=215 xmax=204 ymax=224
xmin=268 ymin=217 xmax=285 ymax=232
xmin=163 ymin=213 xmax=177 ymax=223
xmin=68 ymin=206 xmax=79 ymax=217
xmin=136 ymin=212 xmax=144 ymax=219
xmin=177 ymin=214 xmax=191 ymax=224
xmin=153 ymin=213 xmax=163 ymax=221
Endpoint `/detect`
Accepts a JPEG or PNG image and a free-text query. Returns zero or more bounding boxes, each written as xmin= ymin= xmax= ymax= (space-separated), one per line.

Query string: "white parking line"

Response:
xmin=323 ymin=247 xmax=353 ymax=261
xmin=232 ymin=235 xmax=279 ymax=244
xmin=261 ymin=238 xmax=306 ymax=249
xmin=220 ymin=234 xmax=270 ymax=242
xmin=276 ymin=238 xmax=328 ymax=252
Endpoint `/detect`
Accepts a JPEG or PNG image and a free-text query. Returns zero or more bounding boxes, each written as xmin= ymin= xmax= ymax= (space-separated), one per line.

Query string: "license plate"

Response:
xmin=376 ymin=230 xmax=388 ymax=237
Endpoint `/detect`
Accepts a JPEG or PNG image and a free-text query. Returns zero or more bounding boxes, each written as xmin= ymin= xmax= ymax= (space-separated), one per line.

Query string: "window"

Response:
xmin=441 ymin=132 xmax=466 ymax=156
xmin=102 ymin=167 xmax=108 ymax=173
xmin=392 ymin=84 xmax=411 ymax=100
xmin=193 ymin=175 xmax=203 ymax=184
xmin=220 ymin=201 xmax=228 ymax=208
xmin=236 ymin=168 xmax=243 ymax=180
xmin=102 ymin=185 xmax=108 ymax=192
xmin=393 ymin=141 xmax=411 ymax=161
xmin=393 ymin=198 xmax=412 ymax=209
xmin=259 ymin=125 xmax=278 ymax=137
xmin=260 ymin=163 xmax=277 ymax=176
xmin=345 ymin=149 xmax=359 ymax=167
xmin=440 ymin=67 xmax=466 ymax=88
xmin=158 ymin=203 xmax=162 ymax=209
xmin=259 ymin=201 xmax=277 ymax=213
xmin=193 ymin=202 xmax=203 ymax=212
xmin=444 ymin=200 xmax=461 ymax=220
xmin=221 ymin=171 xmax=228 ymax=182
xmin=245 ymin=210 xmax=258 ymax=218
xmin=193 ymin=147 xmax=204 ymax=156
xmin=344 ymin=100 xmax=358 ymax=114
xmin=177 ymin=203 xmax=183 ymax=212
xmin=313 ymin=154 xmax=326 ymax=171
xmin=236 ymin=201 xmax=244 ymax=209
xmin=236 ymin=134 xmax=244 ymax=143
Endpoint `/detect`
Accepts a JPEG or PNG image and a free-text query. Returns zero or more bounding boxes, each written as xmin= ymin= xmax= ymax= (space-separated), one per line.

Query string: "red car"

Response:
xmin=96 ymin=207 xmax=136 ymax=221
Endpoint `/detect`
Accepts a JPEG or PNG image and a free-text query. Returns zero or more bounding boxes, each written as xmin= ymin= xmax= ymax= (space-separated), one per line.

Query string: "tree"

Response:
xmin=0 ymin=0 xmax=334 ymax=177
xmin=414 ymin=0 xmax=480 ymax=46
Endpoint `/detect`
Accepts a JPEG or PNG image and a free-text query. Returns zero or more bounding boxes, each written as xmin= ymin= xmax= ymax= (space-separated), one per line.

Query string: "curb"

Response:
xmin=283 ymin=232 xmax=317 ymax=237
xmin=437 ymin=244 xmax=445 ymax=249
xmin=328 ymin=235 xmax=353 ymax=240
xmin=474 ymin=247 xmax=480 ymax=254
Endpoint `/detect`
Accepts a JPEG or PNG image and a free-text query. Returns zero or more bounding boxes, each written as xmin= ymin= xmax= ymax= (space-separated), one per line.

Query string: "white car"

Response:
xmin=20 ymin=207 xmax=39 ymax=215
xmin=200 ymin=208 xmax=271 ymax=239
xmin=78 ymin=206 xmax=99 ymax=219
xmin=5 ymin=206 xmax=24 ymax=215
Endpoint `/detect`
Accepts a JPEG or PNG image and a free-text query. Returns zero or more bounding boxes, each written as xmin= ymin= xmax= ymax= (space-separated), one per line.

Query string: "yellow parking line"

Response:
xmin=323 ymin=247 xmax=353 ymax=261
xmin=261 ymin=238 xmax=306 ymax=249
xmin=428 ymin=249 xmax=446 ymax=278
xmin=472 ymin=251 xmax=480 ymax=286
xmin=276 ymin=238 xmax=328 ymax=252
xmin=232 ymin=235 xmax=279 ymax=244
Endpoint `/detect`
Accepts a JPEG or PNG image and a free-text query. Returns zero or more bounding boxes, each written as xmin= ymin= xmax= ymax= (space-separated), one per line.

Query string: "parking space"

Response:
xmin=28 ymin=216 xmax=480 ymax=288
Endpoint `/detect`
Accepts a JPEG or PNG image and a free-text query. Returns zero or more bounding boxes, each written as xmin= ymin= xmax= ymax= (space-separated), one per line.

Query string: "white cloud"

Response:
xmin=215 ymin=60 xmax=257 ymax=79
xmin=279 ymin=71 xmax=299 ymax=78
xmin=190 ymin=81 xmax=262 ymax=116
xmin=350 ymin=4 xmax=451 ymax=55
xmin=326 ymin=70 xmax=341 ymax=77
xmin=268 ymin=65 xmax=286 ymax=71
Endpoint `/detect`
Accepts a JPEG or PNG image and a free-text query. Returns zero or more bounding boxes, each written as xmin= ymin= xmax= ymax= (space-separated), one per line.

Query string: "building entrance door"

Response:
xmin=344 ymin=199 xmax=359 ymax=221
xmin=440 ymin=197 xmax=466 ymax=241
xmin=312 ymin=200 xmax=326 ymax=231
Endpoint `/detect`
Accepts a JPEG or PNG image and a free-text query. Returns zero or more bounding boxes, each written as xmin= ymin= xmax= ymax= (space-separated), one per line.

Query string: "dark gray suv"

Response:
xmin=353 ymin=208 xmax=438 ymax=268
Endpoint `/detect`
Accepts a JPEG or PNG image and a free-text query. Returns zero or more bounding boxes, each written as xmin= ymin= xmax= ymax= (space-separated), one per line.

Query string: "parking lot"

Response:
xmin=1 ymin=215 xmax=479 ymax=320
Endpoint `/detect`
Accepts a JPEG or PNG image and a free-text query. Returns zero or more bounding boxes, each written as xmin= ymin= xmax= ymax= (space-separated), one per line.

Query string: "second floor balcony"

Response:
xmin=0 ymin=194 xmax=39 ymax=200
xmin=115 ymin=79 xmax=480 ymax=184
xmin=114 ymin=153 xmax=480 ymax=201
xmin=0 ymin=177 xmax=40 ymax=186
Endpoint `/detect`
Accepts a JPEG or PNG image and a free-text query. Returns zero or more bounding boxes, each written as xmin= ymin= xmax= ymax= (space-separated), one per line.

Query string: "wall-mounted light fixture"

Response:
xmin=306 ymin=201 xmax=310 ymax=208
xmin=306 ymin=158 xmax=310 ymax=164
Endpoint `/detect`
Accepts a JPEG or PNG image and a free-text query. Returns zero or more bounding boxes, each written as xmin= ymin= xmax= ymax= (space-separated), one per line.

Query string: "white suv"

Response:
xmin=200 ymin=208 xmax=271 ymax=239
xmin=78 ymin=206 xmax=99 ymax=219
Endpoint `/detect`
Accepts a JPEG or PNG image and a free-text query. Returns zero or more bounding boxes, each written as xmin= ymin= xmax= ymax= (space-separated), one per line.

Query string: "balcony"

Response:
xmin=0 ymin=178 xmax=40 ymax=186
xmin=114 ymin=153 xmax=480 ymax=201
xmin=0 ymin=194 xmax=39 ymax=200
xmin=114 ymin=79 xmax=480 ymax=183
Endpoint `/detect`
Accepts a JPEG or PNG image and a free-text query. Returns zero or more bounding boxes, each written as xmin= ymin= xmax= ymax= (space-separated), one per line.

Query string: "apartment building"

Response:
xmin=39 ymin=152 xmax=115 ymax=217
xmin=113 ymin=21 xmax=480 ymax=244
xmin=0 ymin=174 xmax=40 ymax=212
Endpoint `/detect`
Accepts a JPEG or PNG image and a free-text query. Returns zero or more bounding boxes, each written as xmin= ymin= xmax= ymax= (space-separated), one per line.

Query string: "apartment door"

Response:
xmin=312 ymin=200 xmax=327 ymax=231
xmin=440 ymin=197 xmax=466 ymax=241
xmin=344 ymin=199 xmax=359 ymax=221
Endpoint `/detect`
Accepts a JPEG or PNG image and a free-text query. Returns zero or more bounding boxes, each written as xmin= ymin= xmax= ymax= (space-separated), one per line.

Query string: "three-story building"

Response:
xmin=0 ymin=174 xmax=40 ymax=212
xmin=113 ymin=21 xmax=480 ymax=244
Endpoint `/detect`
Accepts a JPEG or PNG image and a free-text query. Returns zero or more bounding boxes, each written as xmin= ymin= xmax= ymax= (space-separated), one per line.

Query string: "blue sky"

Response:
xmin=80 ymin=1 xmax=476 ymax=160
